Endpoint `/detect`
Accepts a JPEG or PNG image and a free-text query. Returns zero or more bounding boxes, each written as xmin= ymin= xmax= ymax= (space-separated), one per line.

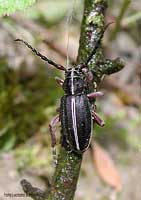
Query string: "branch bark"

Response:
xmin=21 ymin=0 xmax=125 ymax=199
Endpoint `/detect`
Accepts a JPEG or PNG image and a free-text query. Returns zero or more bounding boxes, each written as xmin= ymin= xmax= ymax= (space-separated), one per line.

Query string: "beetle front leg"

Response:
xmin=92 ymin=111 xmax=105 ymax=127
xmin=55 ymin=77 xmax=64 ymax=86
xmin=87 ymin=91 xmax=103 ymax=99
xmin=49 ymin=114 xmax=60 ymax=165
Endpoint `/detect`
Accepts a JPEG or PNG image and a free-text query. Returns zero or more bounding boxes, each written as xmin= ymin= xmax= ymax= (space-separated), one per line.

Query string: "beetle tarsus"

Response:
xmin=52 ymin=147 xmax=57 ymax=166
xmin=49 ymin=114 xmax=60 ymax=165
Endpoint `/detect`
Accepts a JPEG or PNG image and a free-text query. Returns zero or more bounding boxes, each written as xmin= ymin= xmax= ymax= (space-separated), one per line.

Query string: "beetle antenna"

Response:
xmin=66 ymin=0 xmax=77 ymax=68
xmin=15 ymin=39 xmax=66 ymax=71
xmin=84 ymin=22 xmax=114 ymax=66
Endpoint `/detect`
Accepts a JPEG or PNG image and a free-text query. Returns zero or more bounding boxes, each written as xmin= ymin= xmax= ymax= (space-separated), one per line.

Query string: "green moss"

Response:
xmin=86 ymin=13 xmax=104 ymax=26
xmin=0 ymin=63 xmax=62 ymax=151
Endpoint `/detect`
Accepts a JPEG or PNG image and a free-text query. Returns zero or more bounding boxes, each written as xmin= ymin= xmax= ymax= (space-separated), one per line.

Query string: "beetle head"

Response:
xmin=63 ymin=68 xmax=86 ymax=95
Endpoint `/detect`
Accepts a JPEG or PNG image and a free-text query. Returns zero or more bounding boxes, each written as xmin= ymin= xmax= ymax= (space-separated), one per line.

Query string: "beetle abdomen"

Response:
xmin=60 ymin=94 xmax=92 ymax=153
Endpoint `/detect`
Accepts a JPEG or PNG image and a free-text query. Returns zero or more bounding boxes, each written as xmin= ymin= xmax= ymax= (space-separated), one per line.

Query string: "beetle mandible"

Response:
xmin=15 ymin=24 xmax=111 ymax=158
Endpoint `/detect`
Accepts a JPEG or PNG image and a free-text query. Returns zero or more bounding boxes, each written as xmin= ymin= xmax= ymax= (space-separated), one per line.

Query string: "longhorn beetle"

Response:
xmin=15 ymin=23 xmax=111 ymax=160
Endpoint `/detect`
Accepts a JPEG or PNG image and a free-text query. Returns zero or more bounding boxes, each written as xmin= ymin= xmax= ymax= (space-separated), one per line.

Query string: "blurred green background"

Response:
xmin=0 ymin=0 xmax=141 ymax=199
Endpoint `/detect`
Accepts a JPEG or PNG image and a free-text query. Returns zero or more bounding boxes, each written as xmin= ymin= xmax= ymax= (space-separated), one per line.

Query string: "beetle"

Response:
xmin=15 ymin=24 xmax=110 ymax=157
xmin=59 ymin=67 xmax=104 ymax=153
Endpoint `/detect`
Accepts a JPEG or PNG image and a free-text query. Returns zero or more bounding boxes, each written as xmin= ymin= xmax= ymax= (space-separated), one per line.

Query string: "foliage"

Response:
xmin=0 ymin=0 xmax=37 ymax=16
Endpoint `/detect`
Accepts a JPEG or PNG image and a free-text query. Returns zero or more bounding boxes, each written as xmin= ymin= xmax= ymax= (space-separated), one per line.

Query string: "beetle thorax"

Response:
xmin=63 ymin=68 xmax=86 ymax=95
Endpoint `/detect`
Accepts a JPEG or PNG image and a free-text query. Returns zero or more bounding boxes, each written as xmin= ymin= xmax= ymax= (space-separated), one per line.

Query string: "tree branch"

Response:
xmin=21 ymin=0 xmax=125 ymax=199
xmin=21 ymin=179 xmax=48 ymax=200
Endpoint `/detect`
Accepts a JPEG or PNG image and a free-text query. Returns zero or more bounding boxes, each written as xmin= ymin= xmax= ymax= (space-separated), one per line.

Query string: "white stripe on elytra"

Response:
xmin=71 ymin=97 xmax=80 ymax=150
xmin=71 ymin=69 xmax=74 ymax=94
xmin=70 ymin=69 xmax=80 ymax=150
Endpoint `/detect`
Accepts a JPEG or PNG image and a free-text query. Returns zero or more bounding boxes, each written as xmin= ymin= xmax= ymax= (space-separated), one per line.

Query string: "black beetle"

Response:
xmin=60 ymin=67 xmax=104 ymax=153
xmin=15 ymin=24 xmax=111 ymax=158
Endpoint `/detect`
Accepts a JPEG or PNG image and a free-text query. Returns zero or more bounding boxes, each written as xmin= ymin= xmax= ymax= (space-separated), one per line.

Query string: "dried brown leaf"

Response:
xmin=91 ymin=142 xmax=122 ymax=192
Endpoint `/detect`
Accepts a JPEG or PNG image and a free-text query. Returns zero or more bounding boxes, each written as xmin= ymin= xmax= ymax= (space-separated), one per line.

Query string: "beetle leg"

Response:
xmin=87 ymin=91 xmax=103 ymax=99
xmin=55 ymin=77 xmax=64 ymax=86
xmin=49 ymin=114 xmax=60 ymax=165
xmin=92 ymin=111 xmax=105 ymax=127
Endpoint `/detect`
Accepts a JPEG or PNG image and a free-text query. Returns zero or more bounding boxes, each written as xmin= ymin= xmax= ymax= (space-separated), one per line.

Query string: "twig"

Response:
xmin=122 ymin=12 xmax=141 ymax=27
xmin=21 ymin=179 xmax=48 ymax=200
xmin=109 ymin=0 xmax=131 ymax=41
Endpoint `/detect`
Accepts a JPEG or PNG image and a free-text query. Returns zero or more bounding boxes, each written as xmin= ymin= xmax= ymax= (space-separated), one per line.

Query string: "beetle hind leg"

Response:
xmin=92 ymin=111 xmax=105 ymax=127
xmin=49 ymin=114 xmax=60 ymax=166
xmin=88 ymin=92 xmax=105 ymax=126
